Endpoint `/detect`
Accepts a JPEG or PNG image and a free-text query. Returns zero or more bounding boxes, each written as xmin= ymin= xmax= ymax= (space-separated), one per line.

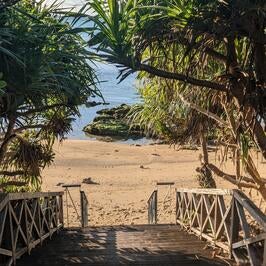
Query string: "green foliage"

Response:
xmin=128 ymin=81 xmax=187 ymax=142
xmin=88 ymin=0 xmax=266 ymax=195
xmin=0 ymin=0 xmax=101 ymax=191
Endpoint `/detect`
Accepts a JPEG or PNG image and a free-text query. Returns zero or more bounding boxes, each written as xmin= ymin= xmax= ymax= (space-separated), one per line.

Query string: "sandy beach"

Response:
xmin=42 ymin=139 xmax=266 ymax=227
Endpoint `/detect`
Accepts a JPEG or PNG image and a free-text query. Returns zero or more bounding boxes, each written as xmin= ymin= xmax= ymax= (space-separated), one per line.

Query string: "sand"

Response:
xmin=42 ymin=139 xmax=266 ymax=227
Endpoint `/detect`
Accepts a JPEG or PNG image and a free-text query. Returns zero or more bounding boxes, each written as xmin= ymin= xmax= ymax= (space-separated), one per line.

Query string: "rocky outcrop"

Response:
xmin=83 ymin=104 xmax=144 ymax=139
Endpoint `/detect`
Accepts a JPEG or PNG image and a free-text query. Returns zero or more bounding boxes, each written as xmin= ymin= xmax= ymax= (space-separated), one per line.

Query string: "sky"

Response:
xmin=45 ymin=0 xmax=86 ymax=10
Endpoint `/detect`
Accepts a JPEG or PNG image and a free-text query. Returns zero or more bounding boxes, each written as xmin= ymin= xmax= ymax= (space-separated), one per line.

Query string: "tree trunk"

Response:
xmin=0 ymin=116 xmax=16 ymax=163
xmin=197 ymin=127 xmax=216 ymax=188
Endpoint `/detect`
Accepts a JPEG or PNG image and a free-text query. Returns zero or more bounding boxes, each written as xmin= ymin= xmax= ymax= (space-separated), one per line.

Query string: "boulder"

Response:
xmin=83 ymin=104 xmax=144 ymax=139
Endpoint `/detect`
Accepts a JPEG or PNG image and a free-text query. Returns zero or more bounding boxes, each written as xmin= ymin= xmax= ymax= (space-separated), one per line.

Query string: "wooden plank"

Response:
xmin=190 ymin=193 xmax=201 ymax=228
xmin=232 ymin=233 xmax=266 ymax=249
xmin=263 ymin=239 xmax=266 ymax=266
xmin=215 ymin=198 xmax=231 ymax=242
xmin=25 ymin=200 xmax=41 ymax=239
xmin=233 ymin=190 xmax=266 ymax=228
xmin=235 ymin=201 xmax=259 ymax=265
xmin=17 ymin=225 xmax=228 ymax=266
xmin=80 ymin=191 xmax=89 ymax=228
xmin=177 ymin=220 xmax=230 ymax=251
xmin=235 ymin=201 xmax=250 ymax=239
xmin=156 ymin=182 xmax=175 ymax=186
xmin=62 ymin=184 xmax=81 ymax=188
xmin=147 ymin=190 xmax=157 ymax=225
xmin=15 ymin=247 xmax=28 ymax=259
xmin=6 ymin=192 xmax=64 ymax=201
xmin=9 ymin=201 xmax=28 ymax=246
xmin=229 ymin=199 xmax=239 ymax=248
xmin=0 ymin=205 xmax=7 ymax=246
xmin=59 ymin=195 xmax=64 ymax=226
xmin=8 ymin=202 xmax=16 ymax=265
xmin=0 ymin=248 xmax=12 ymax=256
xmin=0 ymin=194 xmax=9 ymax=212
xmin=201 ymin=194 xmax=215 ymax=236
xmin=176 ymin=188 xmax=232 ymax=195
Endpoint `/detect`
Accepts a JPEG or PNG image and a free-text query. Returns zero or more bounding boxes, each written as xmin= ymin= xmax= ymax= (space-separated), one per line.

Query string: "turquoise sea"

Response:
xmin=65 ymin=15 xmax=142 ymax=141
xmin=68 ymin=63 xmax=140 ymax=140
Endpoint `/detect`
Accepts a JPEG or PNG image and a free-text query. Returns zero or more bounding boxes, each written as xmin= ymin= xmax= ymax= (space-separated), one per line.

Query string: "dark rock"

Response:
xmin=140 ymin=165 xmax=150 ymax=169
xmin=85 ymin=101 xmax=102 ymax=107
xmin=82 ymin=177 xmax=99 ymax=185
xmin=83 ymin=104 xmax=144 ymax=139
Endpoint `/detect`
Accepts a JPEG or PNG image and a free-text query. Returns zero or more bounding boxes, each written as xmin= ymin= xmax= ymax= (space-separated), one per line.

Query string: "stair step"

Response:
xmin=17 ymin=225 xmax=226 ymax=266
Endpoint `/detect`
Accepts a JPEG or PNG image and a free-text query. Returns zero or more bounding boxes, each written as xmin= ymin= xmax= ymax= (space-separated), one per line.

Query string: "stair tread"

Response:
xmin=17 ymin=224 xmax=226 ymax=266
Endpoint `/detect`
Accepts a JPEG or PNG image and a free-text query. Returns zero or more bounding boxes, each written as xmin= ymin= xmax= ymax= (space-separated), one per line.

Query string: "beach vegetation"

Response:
xmin=87 ymin=0 xmax=266 ymax=198
xmin=0 ymin=0 xmax=100 ymax=191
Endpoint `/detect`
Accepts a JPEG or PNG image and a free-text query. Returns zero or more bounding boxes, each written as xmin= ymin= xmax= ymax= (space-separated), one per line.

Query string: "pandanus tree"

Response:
xmin=87 ymin=0 xmax=266 ymax=199
xmin=0 ymin=0 xmax=101 ymax=191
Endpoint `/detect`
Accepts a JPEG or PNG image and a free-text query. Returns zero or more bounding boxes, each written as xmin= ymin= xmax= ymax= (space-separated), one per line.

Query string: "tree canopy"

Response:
xmin=0 ymin=0 xmax=101 ymax=191
xmin=87 ymin=0 xmax=266 ymax=198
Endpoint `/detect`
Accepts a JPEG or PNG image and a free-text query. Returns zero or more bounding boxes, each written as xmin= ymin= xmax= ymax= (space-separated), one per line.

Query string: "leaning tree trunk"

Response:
xmin=196 ymin=127 xmax=216 ymax=188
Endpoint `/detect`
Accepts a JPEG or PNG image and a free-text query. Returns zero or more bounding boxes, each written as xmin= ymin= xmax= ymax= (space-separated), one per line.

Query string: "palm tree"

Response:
xmin=0 ymin=0 xmax=101 ymax=191
xmin=87 ymin=0 xmax=266 ymax=198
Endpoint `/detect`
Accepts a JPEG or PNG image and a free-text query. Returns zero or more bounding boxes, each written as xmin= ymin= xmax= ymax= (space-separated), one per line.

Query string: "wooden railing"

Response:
xmin=148 ymin=190 xmax=157 ymax=224
xmin=80 ymin=191 xmax=89 ymax=228
xmin=175 ymin=188 xmax=266 ymax=266
xmin=0 ymin=192 xmax=64 ymax=265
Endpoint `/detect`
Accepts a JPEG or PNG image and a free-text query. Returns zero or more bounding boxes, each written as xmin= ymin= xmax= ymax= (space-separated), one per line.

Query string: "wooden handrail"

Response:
xmin=175 ymin=188 xmax=233 ymax=195
xmin=233 ymin=190 xmax=266 ymax=228
xmin=175 ymin=188 xmax=266 ymax=266
xmin=0 ymin=192 xmax=64 ymax=212
xmin=0 ymin=191 xmax=64 ymax=265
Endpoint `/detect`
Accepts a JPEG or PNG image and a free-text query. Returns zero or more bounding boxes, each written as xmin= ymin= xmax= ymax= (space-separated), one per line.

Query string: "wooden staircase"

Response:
xmin=17 ymin=225 xmax=226 ymax=266
xmin=1 ymin=188 xmax=265 ymax=265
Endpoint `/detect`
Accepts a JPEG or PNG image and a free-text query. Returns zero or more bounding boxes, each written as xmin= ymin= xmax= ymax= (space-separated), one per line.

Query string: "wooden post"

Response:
xmin=175 ymin=189 xmax=178 ymax=224
xmin=24 ymin=199 xmax=30 ymax=255
xmin=65 ymin=189 xmax=69 ymax=228
xmin=147 ymin=190 xmax=157 ymax=225
xmin=229 ymin=198 xmax=239 ymax=259
xmin=154 ymin=190 xmax=158 ymax=224
xmin=263 ymin=240 xmax=266 ymax=266
xmin=8 ymin=202 xmax=16 ymax=265
xmin=59 ymin=195 xmax=64 ymax=227
xmin=80 ymin=191 xmax=88 ymax=228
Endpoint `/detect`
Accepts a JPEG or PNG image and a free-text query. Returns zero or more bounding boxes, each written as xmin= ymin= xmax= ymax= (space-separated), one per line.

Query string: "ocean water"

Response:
xmin=65 ymin=16 xmax=143 ymax=142
xmin=68 ymin=63 xmax=141 ymax=140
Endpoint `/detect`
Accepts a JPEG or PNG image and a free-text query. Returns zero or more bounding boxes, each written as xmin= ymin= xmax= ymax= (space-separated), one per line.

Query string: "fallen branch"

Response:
xmin=207 ymin=163 xmax=258 ymax=189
